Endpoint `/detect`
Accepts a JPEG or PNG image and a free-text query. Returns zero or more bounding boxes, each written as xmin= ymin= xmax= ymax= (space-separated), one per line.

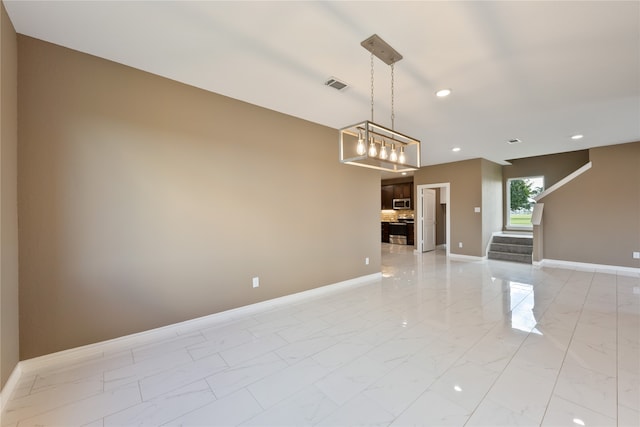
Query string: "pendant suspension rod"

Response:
xmin=370 ymin=52 xmax=374 ymax=123
xmin=391 ymin=63 xmax=395 ymax=131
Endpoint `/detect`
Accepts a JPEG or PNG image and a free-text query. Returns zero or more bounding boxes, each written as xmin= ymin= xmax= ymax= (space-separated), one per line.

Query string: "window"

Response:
xmin=506 ymin=176 xmax=544 ymax=229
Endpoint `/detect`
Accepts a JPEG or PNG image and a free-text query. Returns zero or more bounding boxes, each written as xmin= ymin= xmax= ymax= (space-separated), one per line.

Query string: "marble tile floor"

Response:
xmin=2 ymin=244 xmax=639 ymax=426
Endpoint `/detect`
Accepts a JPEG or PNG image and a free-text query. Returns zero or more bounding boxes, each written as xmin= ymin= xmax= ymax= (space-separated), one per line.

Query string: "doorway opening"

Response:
xmin=416 ymin=183 xmax=451 ymax=256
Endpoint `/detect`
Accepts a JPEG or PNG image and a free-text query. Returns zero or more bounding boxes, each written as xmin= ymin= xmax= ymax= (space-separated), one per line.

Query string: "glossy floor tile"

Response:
xmin=2 ymin=244 xmax=639 ymax=426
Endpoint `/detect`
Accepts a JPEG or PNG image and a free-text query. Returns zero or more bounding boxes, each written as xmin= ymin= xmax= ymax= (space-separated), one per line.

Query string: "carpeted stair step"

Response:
xmin=489 ymin=242 xmax=533 ymax=255
xmin=488 ymin=251 xmax=532 ymax=264
xmin=488 ymin=235 xmax=533 ymax=264
xmin=492 ymin=235 xmax=534 ymax=246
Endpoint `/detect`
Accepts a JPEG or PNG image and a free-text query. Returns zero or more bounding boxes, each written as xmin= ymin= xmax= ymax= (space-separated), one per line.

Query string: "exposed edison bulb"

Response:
xmin=356 ymin=131 xmax=366 ymax=155
xmin=379 ymin=141 xmax=388 ymax=160
xmin=368 ymin=137 xmax=377 ymax=157
xmin=389 ymin=144 xmax=398 ymax=162
xmin=398 ymin=146 xmax=406 ymax=164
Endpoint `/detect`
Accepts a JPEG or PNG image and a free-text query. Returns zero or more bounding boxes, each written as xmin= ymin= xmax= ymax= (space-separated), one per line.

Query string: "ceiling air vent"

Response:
xmin=507 ymin=138 xmax=523 ymax=144
xmin=325 ymin=77 xmax=348 ymax=91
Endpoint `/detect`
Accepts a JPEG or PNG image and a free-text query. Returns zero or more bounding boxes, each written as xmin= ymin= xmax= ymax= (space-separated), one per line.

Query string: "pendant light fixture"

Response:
xmin=339 ymin=34 xmax=421 ymax=173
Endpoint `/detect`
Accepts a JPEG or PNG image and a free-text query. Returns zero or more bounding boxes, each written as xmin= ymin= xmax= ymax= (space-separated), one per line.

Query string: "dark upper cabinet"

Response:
xmin=381 ymin=182 xmax=413 ymax=209
xmin=381 ymin=185 xmax=394 ymax=209
xmin=393 ymin=183 xmax=412 ymax=199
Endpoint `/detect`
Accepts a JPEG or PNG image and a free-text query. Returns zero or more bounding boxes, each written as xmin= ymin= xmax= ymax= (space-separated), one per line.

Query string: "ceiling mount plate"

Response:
xmin=361 ymin=34 xmax=403 ymax=65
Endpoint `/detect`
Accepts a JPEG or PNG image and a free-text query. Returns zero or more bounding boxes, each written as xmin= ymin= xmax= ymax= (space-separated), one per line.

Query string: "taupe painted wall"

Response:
xmin=18 ymin=36 xmax=381 ymax=359
xmin=540 ymin=141 xmax=640 ymax=268
xmin=0 ymin=2 xmax=19 ymax=390
xmin=503 ymin=150 xmax=590 ymax=186
xmin=415 ymin=159 xmax=484 ymax=256
xmin=502 ymin=150 xmax=589 ymax=230
xmin=481 ymin=159 xmax=503 ymax=253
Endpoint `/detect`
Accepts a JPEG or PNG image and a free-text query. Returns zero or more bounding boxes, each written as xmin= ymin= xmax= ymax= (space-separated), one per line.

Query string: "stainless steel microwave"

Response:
xmin=392 ymin=198 xmax=411 ymax=210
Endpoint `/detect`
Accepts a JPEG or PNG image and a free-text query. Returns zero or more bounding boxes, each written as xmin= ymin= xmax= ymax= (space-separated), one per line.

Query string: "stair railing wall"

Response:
xmin=531 ymin=203 xmax=544 ymax=263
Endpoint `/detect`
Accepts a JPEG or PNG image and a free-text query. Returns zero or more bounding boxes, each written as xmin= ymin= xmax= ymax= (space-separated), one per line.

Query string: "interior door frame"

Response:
xmin=416 ymin=183 xmax=451 ymax=256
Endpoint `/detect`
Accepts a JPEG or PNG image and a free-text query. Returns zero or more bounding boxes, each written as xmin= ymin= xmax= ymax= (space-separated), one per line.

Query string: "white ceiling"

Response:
xmin=5 ymin=1 xmax=640 ymax=171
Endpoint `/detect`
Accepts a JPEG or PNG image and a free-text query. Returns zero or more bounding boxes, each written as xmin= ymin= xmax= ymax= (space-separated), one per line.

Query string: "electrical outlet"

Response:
xmin=633 ymin=252 xmax=640 ymax=259
xmin=252 ymin=277 xmax=259 ymax=288
xmin=365 ymin=257 xmax=370 ymax=265
xmin=458 ymin=242 xmax=463 ymax=248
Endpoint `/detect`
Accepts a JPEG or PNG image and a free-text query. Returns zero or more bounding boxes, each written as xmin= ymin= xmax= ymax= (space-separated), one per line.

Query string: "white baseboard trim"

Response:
xmin=1 ymin=363 xmax=23 ymax=412
xmin=449 ymin=253 xmax=486 ymax=262
xmin=536 ymin=259 xmax=640 ymax=276
xmin=11 ymin=272 xmax=383 ymax=379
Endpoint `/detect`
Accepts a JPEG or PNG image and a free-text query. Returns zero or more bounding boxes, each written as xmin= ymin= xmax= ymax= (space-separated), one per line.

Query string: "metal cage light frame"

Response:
xmin=339 ymin=34 xmax=421 ymax=172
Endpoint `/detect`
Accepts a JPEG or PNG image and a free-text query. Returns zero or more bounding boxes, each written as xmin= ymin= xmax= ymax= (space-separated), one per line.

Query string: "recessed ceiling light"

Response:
xmin=571 ymin=134 xmax=584 ymax=140
xmin=436 ymin=88 xmax=451 ymax=97
xmin=401 ymin=172 xmax=407 ymax=176
xmin=452 ymin=147 xmax=461 ymax=152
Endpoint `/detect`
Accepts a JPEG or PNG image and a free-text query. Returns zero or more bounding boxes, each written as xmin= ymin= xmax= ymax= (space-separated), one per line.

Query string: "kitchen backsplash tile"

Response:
xmin=380 ymin=210 xmax=414 ymax=222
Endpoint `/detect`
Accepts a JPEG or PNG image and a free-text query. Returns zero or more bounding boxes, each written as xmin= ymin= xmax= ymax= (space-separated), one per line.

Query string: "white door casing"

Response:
xmin=416 ymin=183 xmax=451 ymax=256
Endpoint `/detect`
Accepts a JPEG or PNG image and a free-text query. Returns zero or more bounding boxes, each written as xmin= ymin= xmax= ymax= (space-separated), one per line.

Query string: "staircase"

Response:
xmin=488 ymin=234 xmax=533 ymax=264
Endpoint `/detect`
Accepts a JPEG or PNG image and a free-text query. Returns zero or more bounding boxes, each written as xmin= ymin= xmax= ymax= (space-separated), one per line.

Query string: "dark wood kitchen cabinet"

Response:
xmin=407 ymin=223 xmax=415 ymax=246
xmin=381 ymin=222 xmax=390 ymax=243
xmin=393 ymin=183 xmax=412 ymax=200
xmin=381 ymin=185 xmax=394 ymax=209
xmin=381 ymin=182 xmax=413 ymax=209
